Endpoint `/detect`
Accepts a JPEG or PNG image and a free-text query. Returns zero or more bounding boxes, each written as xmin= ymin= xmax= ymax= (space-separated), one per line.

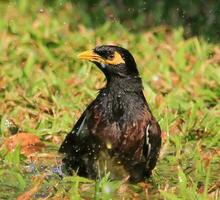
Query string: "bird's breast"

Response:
xmin=89 ymin=96 xmax=148 ymax=157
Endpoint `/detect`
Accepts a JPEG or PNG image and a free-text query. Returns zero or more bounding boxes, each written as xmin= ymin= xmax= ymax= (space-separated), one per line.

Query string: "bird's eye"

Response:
xmin=108 ymin=54 xmax=114 ymax=59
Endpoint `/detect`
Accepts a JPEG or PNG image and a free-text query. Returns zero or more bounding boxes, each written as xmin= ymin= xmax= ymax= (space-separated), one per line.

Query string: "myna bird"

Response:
xmin=59 ymin=45 xmax=161 ymax=182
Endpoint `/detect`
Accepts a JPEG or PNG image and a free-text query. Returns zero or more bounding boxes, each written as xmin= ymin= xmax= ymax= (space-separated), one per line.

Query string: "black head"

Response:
xmin=78 ymin=45 xmax=139 ymax=79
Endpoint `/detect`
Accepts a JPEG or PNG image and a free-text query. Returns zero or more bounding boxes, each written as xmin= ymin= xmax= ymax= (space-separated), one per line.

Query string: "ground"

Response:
xmin=0 ymin=1 xmax=219 ymax=200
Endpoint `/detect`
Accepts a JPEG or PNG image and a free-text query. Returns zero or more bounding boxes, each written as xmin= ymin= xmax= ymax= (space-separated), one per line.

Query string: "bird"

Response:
xmin=59 ymin=45 xmax=161 ymax=182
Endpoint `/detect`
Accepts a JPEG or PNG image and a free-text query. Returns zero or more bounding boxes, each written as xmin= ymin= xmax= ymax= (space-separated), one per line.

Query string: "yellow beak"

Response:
xmin=77 ymin=50 xmax=105 ymax=63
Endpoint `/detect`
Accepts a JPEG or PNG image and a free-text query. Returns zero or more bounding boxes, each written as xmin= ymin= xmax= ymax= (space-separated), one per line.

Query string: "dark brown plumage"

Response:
xmin=59 ymin=45 xmax=161 ymax=182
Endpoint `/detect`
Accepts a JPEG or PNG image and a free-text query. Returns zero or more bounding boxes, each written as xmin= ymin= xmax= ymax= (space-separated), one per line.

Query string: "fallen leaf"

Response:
xmin=2 ymin=132 xmax=45 ymax=156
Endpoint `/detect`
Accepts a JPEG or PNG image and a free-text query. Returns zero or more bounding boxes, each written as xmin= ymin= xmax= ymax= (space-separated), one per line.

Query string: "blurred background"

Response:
xmin=1 ymin=0 xmax=219 ymax=41
xmin=63 ymin=0 xmax=220 ymax=42
xmin=0 ymin=0 xmax=220 ymax=199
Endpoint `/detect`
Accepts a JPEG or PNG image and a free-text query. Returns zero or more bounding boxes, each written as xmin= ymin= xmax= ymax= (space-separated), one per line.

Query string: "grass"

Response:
xmin=0 ymin=1 xmax=220 ymax=199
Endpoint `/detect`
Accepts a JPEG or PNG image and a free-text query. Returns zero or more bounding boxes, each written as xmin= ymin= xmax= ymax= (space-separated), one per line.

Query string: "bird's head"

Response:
xmin=78 ymin=45 xmax=139 ymax=79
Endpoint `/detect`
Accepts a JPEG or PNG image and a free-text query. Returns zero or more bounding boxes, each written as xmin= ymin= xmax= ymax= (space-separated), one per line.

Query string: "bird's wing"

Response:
xmin=58 ymin=104 xmax=92 ymax=155
xmin=143 ymin=120 xmax=161 ymax=172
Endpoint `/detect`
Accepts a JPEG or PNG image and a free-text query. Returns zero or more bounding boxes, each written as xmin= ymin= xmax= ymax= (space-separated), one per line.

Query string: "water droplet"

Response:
xmin=101 ymin=63 xmax=106 ymax=68
xmin=104 ymin=184 xmax=111 ymax=194
xmin=5 ymin=119 xmax=10 ymax=127
xmin=106 ymin=142 xmax=112 ymax=149
xmin=152 ymin=75 xmax=159 ymax=82
xmin=39 ymin=8 xmax=44 ymax=13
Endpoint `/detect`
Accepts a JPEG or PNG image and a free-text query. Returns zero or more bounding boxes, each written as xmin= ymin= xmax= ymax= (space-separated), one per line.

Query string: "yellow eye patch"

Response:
xmin=105 ymin=51 xmax=125 ymax=65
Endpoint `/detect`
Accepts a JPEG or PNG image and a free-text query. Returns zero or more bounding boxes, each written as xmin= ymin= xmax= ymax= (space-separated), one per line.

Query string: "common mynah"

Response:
xmin=59 ymin=45 xmax=161 ymax=182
